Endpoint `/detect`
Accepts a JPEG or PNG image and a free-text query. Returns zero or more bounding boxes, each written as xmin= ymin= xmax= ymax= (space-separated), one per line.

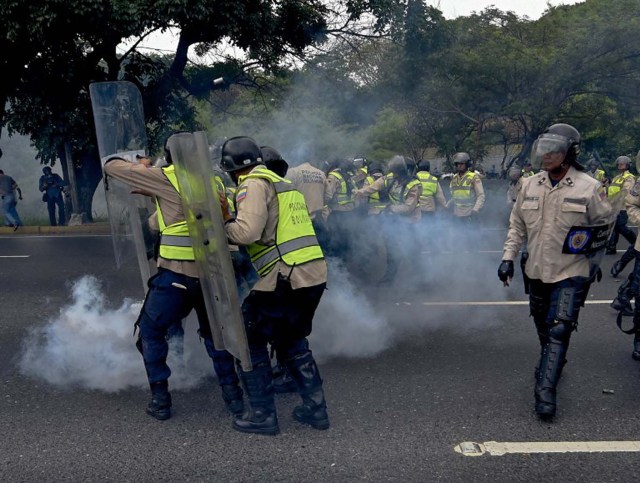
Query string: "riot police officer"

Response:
xmin=498 ymin=123 xmax=613 ymax=420
xmin=447 ymin=152 xmax=485 ymax=220
xmin=605 ymin=156 xmax=636 ymax=254
xmin=103 ymin=143 xmax=244 ymax=421
xmin=416 ymin=159 xmax=447 ymax=216
xmin=219 ymin=137 xmax=329 ymax=436
xmin=612 ymin=175 xmax=640 ymax=360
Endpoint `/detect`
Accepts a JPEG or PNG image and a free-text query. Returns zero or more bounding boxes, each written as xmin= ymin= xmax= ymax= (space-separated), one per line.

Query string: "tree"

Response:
xmin=2 ymin=0 xmax=399 ymax=219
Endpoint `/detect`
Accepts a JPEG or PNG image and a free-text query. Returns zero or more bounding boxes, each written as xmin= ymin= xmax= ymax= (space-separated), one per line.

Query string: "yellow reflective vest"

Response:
xmin=328 ymin=170 xmax=353 ymax=206
xmin=157 ymin=165 xmax=194 ymax=261
xmin=238 ymin=167 xmax=324 ymax=276
xmin=608 ymin=171 xmax=635 ymax=199
xmin=416 ymin=171 xmax=438 ymax=203
xmin=450 ymin=171 xmax=477 ymax=207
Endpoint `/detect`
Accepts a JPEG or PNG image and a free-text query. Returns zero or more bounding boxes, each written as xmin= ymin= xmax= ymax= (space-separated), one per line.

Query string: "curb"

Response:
xmin=0 ymin=223 xmax=111 ymax=236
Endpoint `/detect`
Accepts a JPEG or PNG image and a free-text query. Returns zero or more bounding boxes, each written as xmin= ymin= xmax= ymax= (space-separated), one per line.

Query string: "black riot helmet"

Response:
xmin=220 ymin=136 xmax=263 ymax=173
xmin=417 ymin=159 xmax=431 ymax=172
xmin=452 ymin=152 xmax=472 ymax=169
xmin=531 ymin=123 xmax=582 ymax=170
xmin=368 ymin=161 xmax=384 ymax=176
xmin=163 ymin=130 xmax=191 ymax=164
xmin=261 ymin=145 xmax=289 ymax=177
xmin=388 ymin=155 xmax=409 ymax=179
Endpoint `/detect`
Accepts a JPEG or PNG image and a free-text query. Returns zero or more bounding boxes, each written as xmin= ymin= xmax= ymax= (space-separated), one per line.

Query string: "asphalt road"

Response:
xmin=1 ymin=233 xmax=640 ymax=482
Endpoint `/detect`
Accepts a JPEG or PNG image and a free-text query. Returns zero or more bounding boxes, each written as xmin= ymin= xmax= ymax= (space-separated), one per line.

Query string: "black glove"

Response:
xmin=498 ymin=260 xmax=514 ymax=284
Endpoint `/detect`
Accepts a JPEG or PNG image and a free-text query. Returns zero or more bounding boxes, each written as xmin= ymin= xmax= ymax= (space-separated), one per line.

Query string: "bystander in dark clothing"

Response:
xmin=39 ymin=166 xmax=66 ymax=226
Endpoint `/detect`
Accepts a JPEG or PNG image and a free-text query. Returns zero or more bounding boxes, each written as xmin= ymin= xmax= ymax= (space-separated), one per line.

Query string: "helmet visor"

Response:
xmin=530 ymin=135 xmax=569 ymax=170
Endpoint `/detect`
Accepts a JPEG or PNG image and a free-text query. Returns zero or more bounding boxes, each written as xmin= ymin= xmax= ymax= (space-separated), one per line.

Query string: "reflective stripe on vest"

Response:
xmin=156 ymin=165 xmax=194 ymax=261
xmin=416 ymin=171 xmax=437 ymax=202
xmin=239 ymin=167 xmax=324 ymax=276
xmin=608 ymin=171 xmax=634 ymax=198
xmin=328 ymin=170 xmax=352 ymax=205
xmin=450 ymin=171 xmax=476 ymax=206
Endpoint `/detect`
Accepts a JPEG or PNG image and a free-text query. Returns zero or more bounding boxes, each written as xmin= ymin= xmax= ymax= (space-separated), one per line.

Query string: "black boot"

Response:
xmin=272 ymin=363 xmax=297 ymax=394
xmin=633 ymin=334 xmax=640 ymax=361
xmin=287 ymin=354 xmax=330 ymax=430
xmin=232 ymin=366 xmax=279 ymax=436
xmin=221 ymin=384 xmax=244 ymax=417
xmin=611 ymin=294 xmax=633 ymax=316
xmin=611 ymin=273 xmax=634 ymax=316
xmin=534 ymin=341 xmax=567 ymax=420
xmin=146 ymin=381 xmax=172 ymax=421
xmin=611 ymin=246 xmax=636 ymax=277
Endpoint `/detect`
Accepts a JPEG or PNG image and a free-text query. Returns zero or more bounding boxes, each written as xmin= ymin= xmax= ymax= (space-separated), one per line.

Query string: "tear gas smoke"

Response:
xmin=19 ymin=276 xmax=214 ymax=392
xmin=311 ymin=259 xmax=393 ymax=360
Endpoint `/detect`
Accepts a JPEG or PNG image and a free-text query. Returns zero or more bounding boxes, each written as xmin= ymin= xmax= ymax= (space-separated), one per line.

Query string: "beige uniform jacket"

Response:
xmin=447 ymin=172 xmax=485 ymax=217
xmin=225 ymin=166 xmax=327 ymax=292
xmin=356 ymin=176 xmax=422 ymax=222
xmin=624 ymin=180 xmax=640 ymax=251
xmin=104 ymin=159 xmax=199 ymax=278
xmin=502 ymin=167 xmax=613 ymax=283
xmin=286 ymin=163 xmax=326 ymax=220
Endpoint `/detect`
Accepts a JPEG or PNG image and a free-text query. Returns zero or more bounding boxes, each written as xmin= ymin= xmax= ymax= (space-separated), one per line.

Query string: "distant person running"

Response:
xmin=0 ymin=169 xmax=23 ymax=230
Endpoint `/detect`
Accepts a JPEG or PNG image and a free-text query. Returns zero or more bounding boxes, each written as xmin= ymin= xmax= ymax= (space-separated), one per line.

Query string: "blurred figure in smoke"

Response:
xmin=323 ymin=157 xmax=357 ymax=258
xmin=103 ymin=136 xmax=244 ymax=422
xmin=587 ymin=158 xmax=607 ymax=184
xmin=521 ymin=161 xmax=535 ymax=178
xmin=605 ymin=156 xmax=636 ymax=255
xmin=614 ymin=170 xmax=640 ymax=360
xmin=360 ymin=161 xmax=389 ymax=216
xmin=219 ymin=136 xmax=329 ymax=436
xmin=355 ymin=155 xmax=422 ymax=284
xmin=498 ymin=123 xmax=613 ymax=420
xmin=352 ymin=156 xmax=369 ymax=189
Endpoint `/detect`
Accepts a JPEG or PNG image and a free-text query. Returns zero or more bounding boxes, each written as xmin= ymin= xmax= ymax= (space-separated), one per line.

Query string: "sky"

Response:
xmin=132 ymin=1 xmax=583 ymax=53
xmin=438 ymin=0 xmax=582 ymax=19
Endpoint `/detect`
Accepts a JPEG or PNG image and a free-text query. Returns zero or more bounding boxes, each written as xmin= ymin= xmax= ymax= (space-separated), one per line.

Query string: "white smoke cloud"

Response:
xmin=311 ymin=259 xmax=393 ymax=360
xmin=19 ymin=276 xmax=214 ymax=392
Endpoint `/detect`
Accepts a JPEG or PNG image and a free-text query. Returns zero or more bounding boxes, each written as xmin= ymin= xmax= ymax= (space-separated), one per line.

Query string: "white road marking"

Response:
xmin=0 ymin=255 xmax=30 ymax=258
xmin=419 ymin=300 xmax=613 ymax=307
xmin=455 ymin=440 xmax=640 ymax=457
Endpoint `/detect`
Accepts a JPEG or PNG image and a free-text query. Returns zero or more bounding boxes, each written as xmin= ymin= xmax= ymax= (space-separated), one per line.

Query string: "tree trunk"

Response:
xmin=73 ymin=148 xmax=103 ymax=222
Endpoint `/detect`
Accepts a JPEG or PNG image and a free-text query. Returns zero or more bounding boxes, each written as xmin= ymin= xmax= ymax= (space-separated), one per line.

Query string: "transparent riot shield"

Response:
xmin=167 ymin=132 xmax=251 ymax=371
xmin=89 ymin=81 xmax=157 ymax=293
